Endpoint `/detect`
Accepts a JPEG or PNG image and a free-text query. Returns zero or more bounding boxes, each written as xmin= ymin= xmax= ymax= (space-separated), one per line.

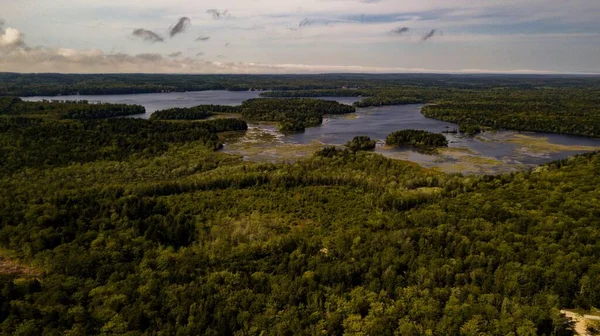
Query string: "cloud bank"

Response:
xmin=2 ymin=1 xmax=600 ymax=73
xmin=0 ymin=45 xmax=572 ymax=74
xmin=0 ymin=25 xmax=593 ymax=75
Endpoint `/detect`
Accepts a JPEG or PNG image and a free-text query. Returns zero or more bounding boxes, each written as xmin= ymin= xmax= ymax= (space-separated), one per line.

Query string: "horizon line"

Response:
xmin=3 ymin=71 xmax=600 ymax=76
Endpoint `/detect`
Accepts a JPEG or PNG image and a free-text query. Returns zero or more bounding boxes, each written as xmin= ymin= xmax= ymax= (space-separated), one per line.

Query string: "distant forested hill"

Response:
xmin=3 ymin=72 xmax=600 ymax=96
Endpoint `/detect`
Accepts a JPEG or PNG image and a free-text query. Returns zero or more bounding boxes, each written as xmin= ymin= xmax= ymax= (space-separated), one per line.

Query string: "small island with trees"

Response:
xmin=385 ymin=129 xmax=449 ymax=148
xmin=345 ymin=136 xmax=377 ymax=151
xmin=150 ymin=105 xmax=239 ymax=120
xmin=148 ymin=98 xmax=355 ymax=133
xmin=239 ymin=98 xmax=355 ymax=133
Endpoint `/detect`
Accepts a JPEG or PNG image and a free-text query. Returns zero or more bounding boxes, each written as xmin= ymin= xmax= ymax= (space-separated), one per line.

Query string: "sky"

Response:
xmin=0 ymin=0 xmax=599 ymax=74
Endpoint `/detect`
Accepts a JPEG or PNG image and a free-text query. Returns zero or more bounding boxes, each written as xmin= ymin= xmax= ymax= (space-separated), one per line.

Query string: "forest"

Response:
xmin=238 ymin=98 xmax=355 ymax=133
xmin=0 ymin=101 xmax=247 ymax=175
xmin=150 ymin=105 xmax=239 ymax=121
xmin=149 ymin=99 xmax=354 ymax=133
xmin=0 ymin=97 xmax=145 ymax=119
xmin=386 ymin=130 xmax=449 ymax=148
xmin=1 ymin=75 xmax=600 ymax=335
xmin=421 ymin=101 xmax=600 ymax=137
xmin=353 ymin=97 xmax=425 ymax=107
xmin=4 ymin=73 xmax=600 ymax=97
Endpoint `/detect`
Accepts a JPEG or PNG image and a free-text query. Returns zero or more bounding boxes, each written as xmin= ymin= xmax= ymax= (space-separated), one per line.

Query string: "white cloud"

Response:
xmin=0 ymin=44 xmax=589 ymax=74
xmin=1 ymin=1 xmax=599 ymax=72
xmin=0 ymin=27 xmax=26 ymax=48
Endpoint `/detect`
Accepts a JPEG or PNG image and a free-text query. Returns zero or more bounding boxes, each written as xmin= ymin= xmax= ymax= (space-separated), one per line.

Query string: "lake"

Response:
xmin=22 ymin=90 xmax=266 ymax=119
xmin=23 ymin=91 xmax=600 ymax=174
xmin=223 ymin=104 xmax=600 ymax=174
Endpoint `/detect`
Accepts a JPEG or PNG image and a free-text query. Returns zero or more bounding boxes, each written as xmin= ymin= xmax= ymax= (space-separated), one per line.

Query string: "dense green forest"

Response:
xmin=1 ymin=75 xmax=600 ymax=335
xmin=238 ymin=98 xmax=355 ymax=133
xmin=150 ymin=105 xmax=239 ymax=121
xmin=421 ymin=100 xmax=600 ymax=137
xmin=0 ymin=101 xmax=247 ymax=175
xmin=0 ymin=97 xmax=145 ymax=119
xmin=354 ymin=97 xmax=425 ymax=107
xmin=4 ymin=73 xmax=600 ymax=97
xmin=386 ymin=130 xmax=449 ymax=148
xmin=345 ymin=136 xmax=377 ymax=151
xmin=149 ymin=99 xmax=354 ymax=133
xmin=1 ymin=126 xmax=599 ymax=334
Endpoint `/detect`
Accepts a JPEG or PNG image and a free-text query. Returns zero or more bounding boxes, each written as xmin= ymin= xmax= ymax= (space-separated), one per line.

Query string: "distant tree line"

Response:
xmin=422 ymin=101 xmax=600 ymax=137
xmin=260 ymin=89 xmax=366 ymax=98
xmin=0 ymin=97 xmax=145 ymax=119
xmin=354 ymin=96 xmax=425 ymax=107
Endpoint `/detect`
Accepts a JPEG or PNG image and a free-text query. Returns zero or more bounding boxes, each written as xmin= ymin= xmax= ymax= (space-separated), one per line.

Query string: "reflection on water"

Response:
xmin=21 ymin=91 xmax=600 ymax=174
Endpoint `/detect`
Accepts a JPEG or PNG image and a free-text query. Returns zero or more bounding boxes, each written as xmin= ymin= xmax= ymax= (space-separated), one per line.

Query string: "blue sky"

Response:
xmin=0 ymin=0 xmax=599 ymax=73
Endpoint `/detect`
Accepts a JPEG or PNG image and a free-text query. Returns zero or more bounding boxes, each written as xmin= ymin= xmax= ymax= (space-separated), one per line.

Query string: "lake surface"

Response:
xmin=225 ymin=104 xmax=600 ymax=174
xmin=22 ymin=91 xmax=363 ymax=119
xmin=22 ymin=90 xmax=265 ymax=119
xmin=22 ymin=91 xmax=600 ymax=174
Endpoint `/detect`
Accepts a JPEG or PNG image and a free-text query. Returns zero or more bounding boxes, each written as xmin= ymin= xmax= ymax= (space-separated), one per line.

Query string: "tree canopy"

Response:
xmin=386 ymin=130 xmax=449 ymax=148
xmin=1 ymin=75 xmax=600 ymax=335
xmin=345 ymin=136 xmax=377 ymax=151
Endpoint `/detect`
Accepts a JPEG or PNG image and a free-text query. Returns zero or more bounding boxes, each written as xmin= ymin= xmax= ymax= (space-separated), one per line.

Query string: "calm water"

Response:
xmin=233 ymin=104 xmax=600 ymax=174
xmin=22 ymin=91 xmax=363 ymax=119
xmin=21 ymin=91 xmax=600 ymax=174
xmin=22 ymin=91 xmax=265 ymax=119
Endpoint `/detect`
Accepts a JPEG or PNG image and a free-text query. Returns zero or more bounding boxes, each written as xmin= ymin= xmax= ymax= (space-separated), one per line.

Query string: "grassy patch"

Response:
xmin=506 ymin=134 xmax=600 ymax=153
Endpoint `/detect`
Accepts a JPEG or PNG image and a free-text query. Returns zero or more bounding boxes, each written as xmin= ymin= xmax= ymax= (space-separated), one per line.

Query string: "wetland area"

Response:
xmin=24 ymin=91 xmax=600 ymax=174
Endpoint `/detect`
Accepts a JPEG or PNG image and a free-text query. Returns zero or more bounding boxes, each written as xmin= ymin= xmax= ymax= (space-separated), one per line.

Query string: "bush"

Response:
xmin=345 ymin=136 xmax=377 ymax=151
